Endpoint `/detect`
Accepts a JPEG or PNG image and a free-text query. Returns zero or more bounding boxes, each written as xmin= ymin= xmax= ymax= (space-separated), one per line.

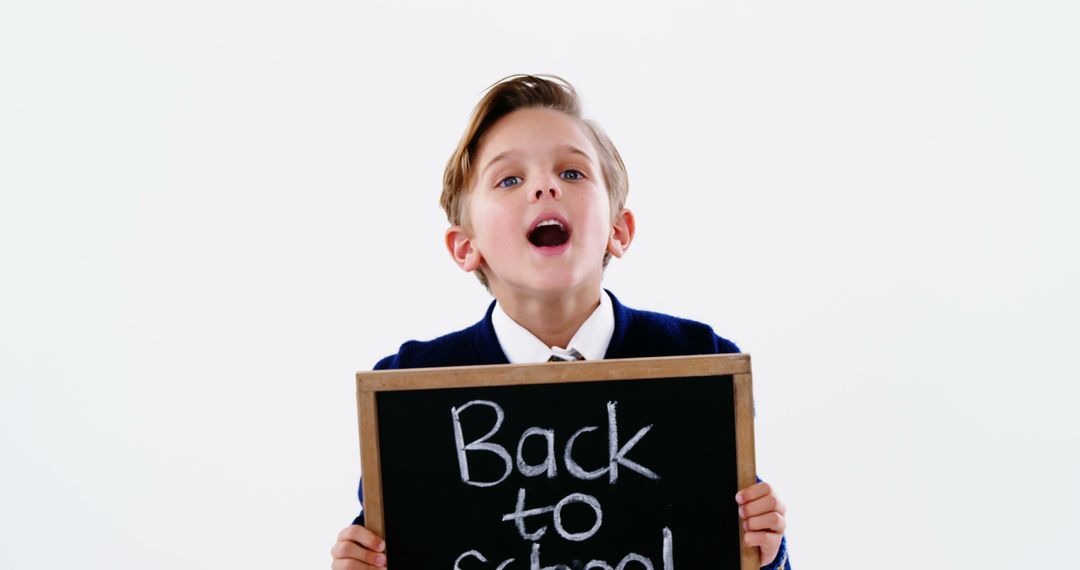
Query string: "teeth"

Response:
xmin=536 ymin=219 xmax=564 ymax=229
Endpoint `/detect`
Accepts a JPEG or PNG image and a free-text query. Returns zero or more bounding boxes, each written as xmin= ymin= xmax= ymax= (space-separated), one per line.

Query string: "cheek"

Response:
xmin=578 ymin=195 xmax=613 ymax=245
xmin=473 ymin=213 xmax=519 ymax=252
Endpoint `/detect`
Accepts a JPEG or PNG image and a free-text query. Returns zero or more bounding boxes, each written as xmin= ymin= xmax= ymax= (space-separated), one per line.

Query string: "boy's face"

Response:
xmin=446 ymin=107 xmax=633 ymax=300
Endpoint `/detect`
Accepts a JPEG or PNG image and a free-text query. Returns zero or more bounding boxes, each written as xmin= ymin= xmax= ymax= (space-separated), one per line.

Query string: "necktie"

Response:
xmin=548 ymin=348 xmax=585 ymax=362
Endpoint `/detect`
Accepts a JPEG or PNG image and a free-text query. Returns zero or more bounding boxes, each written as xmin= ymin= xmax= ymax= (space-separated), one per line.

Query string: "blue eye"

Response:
xmin=561 ymin=170 xmax=584 ymax=180
xmin=497 ymin=176 xmax=522 ymax=188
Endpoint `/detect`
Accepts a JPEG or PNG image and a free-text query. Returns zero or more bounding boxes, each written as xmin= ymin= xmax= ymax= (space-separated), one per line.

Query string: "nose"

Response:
xmin=531 ymin=185 xmax=562 ymax=202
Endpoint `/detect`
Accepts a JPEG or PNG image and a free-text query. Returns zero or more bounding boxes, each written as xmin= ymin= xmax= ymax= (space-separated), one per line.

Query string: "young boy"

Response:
xmin=331 ymin=75 xmax=789 ymax=569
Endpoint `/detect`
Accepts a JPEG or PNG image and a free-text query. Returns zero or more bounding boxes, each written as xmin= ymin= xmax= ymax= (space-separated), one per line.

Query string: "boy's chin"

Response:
xmin=508 ymin=270 xmax=601 ymax=296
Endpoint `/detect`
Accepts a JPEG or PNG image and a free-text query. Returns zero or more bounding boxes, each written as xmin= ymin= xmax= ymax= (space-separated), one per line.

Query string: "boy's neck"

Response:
xmin=494 ymin=284 xmax=603 ymax=350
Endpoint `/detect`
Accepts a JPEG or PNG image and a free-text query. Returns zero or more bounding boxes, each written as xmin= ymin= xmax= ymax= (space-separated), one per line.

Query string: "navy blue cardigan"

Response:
xmin=371 ymin=289 xmax=739 ymax=369
xmin=351 ymin=290 xmax=789 ymax=569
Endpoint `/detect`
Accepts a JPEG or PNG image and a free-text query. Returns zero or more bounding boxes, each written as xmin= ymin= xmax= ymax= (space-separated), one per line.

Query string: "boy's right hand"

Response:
xmin=330 ymin=524 xmax=387 ymax=569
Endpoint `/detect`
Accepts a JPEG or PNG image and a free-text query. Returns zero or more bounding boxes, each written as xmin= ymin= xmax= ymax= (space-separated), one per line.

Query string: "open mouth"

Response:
xmin=527 ymin=216 xmax=571 ymax=248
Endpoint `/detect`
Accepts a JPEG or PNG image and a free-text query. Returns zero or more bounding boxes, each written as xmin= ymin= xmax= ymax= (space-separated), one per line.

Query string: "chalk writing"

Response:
xmin=452 ymin=400 xmax=659 ymax=487
xmin=450 ymin=400 xmax=673 ymax=568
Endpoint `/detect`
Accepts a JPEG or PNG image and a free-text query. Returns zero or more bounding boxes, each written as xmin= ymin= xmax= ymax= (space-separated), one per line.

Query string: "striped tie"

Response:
xmin=548 ymin=348 xmax=585 ymax=362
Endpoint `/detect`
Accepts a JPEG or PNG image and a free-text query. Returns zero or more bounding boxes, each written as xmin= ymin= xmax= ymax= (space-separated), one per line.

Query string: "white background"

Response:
xmin=2 ymin=1 xmax=1078 ymax=568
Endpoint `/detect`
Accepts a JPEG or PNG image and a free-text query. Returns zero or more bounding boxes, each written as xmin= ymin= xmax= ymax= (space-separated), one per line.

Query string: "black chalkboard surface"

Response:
xmin=356 ymin=354 xmax=757 ymax=569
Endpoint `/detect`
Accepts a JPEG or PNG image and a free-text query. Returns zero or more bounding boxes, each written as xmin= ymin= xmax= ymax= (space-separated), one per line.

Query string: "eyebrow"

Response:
xmin=480 ymin=145 xmax=594 ymax=178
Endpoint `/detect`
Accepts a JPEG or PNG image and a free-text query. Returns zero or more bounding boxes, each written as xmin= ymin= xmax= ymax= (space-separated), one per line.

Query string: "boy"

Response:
xmin=331 ymin=75 xmax=789 ymax=569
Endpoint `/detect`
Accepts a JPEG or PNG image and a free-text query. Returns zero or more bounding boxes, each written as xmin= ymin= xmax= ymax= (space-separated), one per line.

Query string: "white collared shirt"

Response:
xmin=491 ymin=291 xmax=614 ymax=363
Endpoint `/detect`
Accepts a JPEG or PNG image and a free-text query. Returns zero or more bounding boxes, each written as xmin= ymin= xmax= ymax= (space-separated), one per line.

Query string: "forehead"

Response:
xmin=475 ymin=107 xmax=598 ymax=165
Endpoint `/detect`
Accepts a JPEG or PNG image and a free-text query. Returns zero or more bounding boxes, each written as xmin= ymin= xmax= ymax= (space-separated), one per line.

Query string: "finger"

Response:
xmin=743 ymin=530 xmax=781 ymax=563
xmin=734 ymin=482 xmax=772 ymax=505
xmin=338 ymin=525 xmax=386 ymax=553
xmin=738 ymin=494 xmax=785 ymax=518
xmin=330 ymin=540 xmax=388 ymax=567
xmin=744 ymin=511 xmax=786 ymax=533
xmin=331 ymin=559 xmax=379 ymax=570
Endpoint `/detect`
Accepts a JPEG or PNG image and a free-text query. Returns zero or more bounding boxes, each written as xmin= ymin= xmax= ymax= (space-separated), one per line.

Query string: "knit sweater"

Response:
xmin=350 ymin=290 xmax=789 ymax=569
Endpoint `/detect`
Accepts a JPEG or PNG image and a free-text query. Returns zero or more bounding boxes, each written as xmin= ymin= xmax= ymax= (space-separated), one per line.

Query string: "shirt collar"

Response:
xmin=491 ymin=291 xmax=615 ymax=364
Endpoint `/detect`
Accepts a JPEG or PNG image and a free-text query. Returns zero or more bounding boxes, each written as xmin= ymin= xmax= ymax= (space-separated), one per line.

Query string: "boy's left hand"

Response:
xmin=736 ymin=482 xmax=786 ymax=566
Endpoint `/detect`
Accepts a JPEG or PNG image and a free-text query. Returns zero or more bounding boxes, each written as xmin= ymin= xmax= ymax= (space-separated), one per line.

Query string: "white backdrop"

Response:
xmin=2 ymin=1 xmax=1078 ymax=568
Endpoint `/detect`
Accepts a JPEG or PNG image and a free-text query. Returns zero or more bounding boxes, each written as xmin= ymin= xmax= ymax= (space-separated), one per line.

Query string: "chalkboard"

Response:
xmin=355 ymin=354 xmax=758 ymax=569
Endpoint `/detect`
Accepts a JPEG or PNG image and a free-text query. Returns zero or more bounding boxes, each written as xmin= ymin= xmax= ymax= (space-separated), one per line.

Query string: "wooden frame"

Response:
xmin=356 ymin=353 xmax=758 ymax=569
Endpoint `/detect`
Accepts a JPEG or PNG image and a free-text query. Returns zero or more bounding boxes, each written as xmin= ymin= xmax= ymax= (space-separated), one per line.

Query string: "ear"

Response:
xmin=445 ymin=225 xmax=483 ymax=272
xmin=607 ymin=208 xmax=636 ymax=258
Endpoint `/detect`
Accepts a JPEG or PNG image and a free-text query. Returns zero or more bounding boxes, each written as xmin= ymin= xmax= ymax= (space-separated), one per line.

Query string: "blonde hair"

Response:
xmin=441 ymin=74 xmax=629 ymax=288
